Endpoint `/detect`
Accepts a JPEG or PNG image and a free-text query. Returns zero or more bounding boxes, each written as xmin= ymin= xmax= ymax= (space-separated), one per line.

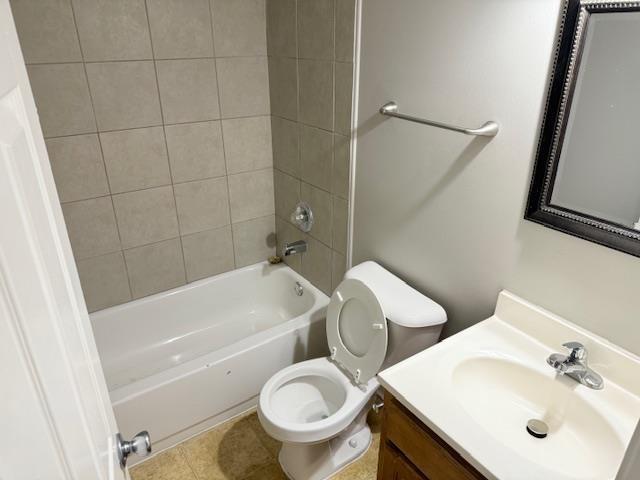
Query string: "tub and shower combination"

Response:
xmin=91 ymin=262 xmax=329 ymax=456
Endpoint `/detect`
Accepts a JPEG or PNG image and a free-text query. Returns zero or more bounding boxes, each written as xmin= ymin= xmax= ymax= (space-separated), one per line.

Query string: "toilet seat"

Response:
xmin=326 ymin=279 xmax=388 ymax=384
xmin=258 ymin=357 xmax=379 ymax=444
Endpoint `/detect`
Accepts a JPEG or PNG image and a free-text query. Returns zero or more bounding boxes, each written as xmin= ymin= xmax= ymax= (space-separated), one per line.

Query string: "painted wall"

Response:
xmin=353 ymin=0 xmax=640 ymax=356
xmin=11 ymin=0 xmax=276 ymax=311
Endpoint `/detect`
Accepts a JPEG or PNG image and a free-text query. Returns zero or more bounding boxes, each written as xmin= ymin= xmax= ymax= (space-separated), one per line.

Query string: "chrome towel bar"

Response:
xmin=379 ymin=101 xmax=499 ymax=137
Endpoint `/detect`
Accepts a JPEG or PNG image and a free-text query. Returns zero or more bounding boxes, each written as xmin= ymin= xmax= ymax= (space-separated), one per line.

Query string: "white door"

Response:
xmin=0 ymin=1 xmax=127 ymax=479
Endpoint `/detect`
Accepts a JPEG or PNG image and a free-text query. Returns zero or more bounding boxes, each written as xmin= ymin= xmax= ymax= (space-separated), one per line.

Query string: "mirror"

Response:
xmin=526 ymin=0 xmax=640 ymax=257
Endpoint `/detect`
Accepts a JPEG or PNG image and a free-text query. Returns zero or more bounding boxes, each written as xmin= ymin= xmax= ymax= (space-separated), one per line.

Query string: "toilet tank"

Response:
xmin=345 ymin=261 xmax=447 ymax=369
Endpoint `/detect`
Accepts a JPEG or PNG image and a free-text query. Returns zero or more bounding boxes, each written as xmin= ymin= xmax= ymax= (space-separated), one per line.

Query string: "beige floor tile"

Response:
xmin=130 ymin=410 xmax=381 ymax=480
xmin=130 ymin=448 xmax=197 ymax=480
xmin=181 ymin=413 xmax=275 ymax=480
xmin=241 ymin=462 xmax=287 ymax=480
xmin=245 ymin=413 xmax=282 ymax=458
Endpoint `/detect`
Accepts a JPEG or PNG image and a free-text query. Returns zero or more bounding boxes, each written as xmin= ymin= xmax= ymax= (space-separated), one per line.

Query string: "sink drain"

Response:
xmin=526 ymin=419 xmax=548 ymax=439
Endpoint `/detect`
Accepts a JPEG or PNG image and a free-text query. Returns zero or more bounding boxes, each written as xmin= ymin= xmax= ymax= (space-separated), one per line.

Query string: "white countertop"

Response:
xmin=377 ymin=291 xmax=640 ymax=480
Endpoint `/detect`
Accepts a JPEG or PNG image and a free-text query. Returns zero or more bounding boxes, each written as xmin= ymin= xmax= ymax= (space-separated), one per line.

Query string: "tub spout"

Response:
xmin=282 ymin=240 xmax=307 ymax=257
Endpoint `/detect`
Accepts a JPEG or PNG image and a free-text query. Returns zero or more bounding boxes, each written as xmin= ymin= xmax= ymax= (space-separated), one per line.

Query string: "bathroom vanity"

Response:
xmin=377 ymin=391 xmax=485 ymax=479
xmin=376 ymin=291 xmax=640 ymax=480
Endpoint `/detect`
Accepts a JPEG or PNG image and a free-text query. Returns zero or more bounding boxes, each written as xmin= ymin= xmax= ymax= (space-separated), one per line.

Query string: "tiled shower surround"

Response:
xmin=12 ymin=0 xmax=354 ymax=310
xmin=268 ymin=0 xmax=355 ymax=294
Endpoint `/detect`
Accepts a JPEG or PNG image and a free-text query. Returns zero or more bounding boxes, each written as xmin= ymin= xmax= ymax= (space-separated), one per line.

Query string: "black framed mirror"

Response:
xmin=526 ymin=0 xmax=640 ymax=257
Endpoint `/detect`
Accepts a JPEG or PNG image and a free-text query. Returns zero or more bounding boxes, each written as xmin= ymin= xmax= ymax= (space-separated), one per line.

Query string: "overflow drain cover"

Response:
xmin=526 ymin=419 xmax=548 ymax=439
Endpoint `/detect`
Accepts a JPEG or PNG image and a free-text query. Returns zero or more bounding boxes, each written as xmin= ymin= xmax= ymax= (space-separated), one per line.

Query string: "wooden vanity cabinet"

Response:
xmin=377 ymin=391 xmax=487 ymax=480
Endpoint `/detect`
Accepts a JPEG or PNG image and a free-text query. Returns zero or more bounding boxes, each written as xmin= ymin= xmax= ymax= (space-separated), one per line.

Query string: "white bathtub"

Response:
xmin=91 ymin=262 xmax=329 ymax=456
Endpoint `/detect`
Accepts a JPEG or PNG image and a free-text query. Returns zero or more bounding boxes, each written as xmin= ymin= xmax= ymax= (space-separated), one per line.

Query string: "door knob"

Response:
xmin=116 ymin=431 xmax=151 ymax=468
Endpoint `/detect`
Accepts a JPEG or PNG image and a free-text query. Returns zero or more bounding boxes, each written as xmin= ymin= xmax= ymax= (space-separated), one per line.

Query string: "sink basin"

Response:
xmin=378 ymin=291 xmax=640 ymax=480
xmin=453 ymin=356 xmax=623 ymax=479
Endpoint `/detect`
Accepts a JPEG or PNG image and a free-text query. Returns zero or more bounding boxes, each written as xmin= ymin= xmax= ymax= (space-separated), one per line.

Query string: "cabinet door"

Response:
xmin=394 ymin=454 xmax=426 ymax=480
xmin=379 ymin=444 xmax=426 ymax=480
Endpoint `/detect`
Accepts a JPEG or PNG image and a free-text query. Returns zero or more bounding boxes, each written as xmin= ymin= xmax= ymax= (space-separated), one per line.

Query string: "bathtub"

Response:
xmin=91 ymin=262 xmax=329 ymax=457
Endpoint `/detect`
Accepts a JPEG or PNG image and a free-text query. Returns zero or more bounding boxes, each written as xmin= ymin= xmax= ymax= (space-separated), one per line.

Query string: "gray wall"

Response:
xmin=353 ymin=0 xmax=640 ymax=356
xmin=267 ymin=0 xmax=355 ymax=295
xmin=12 ymin=0 xmax=276 ymax=311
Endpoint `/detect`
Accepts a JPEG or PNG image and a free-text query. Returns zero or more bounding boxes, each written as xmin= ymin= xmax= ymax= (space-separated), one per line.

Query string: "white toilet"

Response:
xmin=258 ymin=261 xmax=447 ymax=480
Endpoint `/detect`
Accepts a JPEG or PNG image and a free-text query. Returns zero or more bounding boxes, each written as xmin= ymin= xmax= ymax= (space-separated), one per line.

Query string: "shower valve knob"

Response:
xmin=290 ymin=202 xmax=314 ymax=232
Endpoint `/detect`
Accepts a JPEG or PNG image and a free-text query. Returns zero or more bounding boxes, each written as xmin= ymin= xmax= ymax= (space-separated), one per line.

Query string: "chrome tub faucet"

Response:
xmin=547 ymin=341 xmax=604 ymax=390
xmin=282 ymin=240 xmax=307 ymax=257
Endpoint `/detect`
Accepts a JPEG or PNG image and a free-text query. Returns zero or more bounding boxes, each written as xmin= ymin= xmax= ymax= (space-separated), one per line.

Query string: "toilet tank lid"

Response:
xmin=344 ymin=261 xmax=447 ymax=328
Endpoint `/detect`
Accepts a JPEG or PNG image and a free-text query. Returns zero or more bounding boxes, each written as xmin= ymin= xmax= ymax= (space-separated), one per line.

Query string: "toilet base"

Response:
xmin=277 ymin=408 xmax=372 ymax=480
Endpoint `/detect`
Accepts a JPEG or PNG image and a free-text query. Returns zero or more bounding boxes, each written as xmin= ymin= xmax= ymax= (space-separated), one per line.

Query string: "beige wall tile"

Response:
xmin=274 ymin=169 xmax=300 ymax=220
xmin=332 ymin=133 xmax=350 ymax=199
xmin=77 ymin=251 xmax=131 ymax=312
xmin=334 ymin=62 xmax=353 ymax=135
xmin=156 ymin=59 xmax=220 ymax=124
xmin=86 ymin=61 xmax=162 ymax=131
xmin=332 ymin=195 xmax=348 ymax=254
xmin=298 ymin=59 xmax=333 ymax=130
xmin=46 ymin=134 xmax=109 ymax=202
xmin=300 ymin=125 xmax=332 ymax=191
xmin=223 ymin=116 xmax=272 ymax=174
xmin=100 ymin=126 xmax=171 ymax=193
xmin=10 ymin=0 xmax=82 ymax=64
xmin=165 ymin=121 xmax=226 ymax=183
xmin=335 ymin=0 xmax=355 ymax=62
xmin=174 ymin=177 xmax=230 ymax=235
xmin=275 ymin=216 xmax=302 ymax=272
xmin=300 ymin=182 xmax=332 ymax=246
xmin=113 ymin=185 xmax=179 ymax=248
xmin=147 ymin=0 xmax=214 ymax=59
xmin=271 ymin=116 xmax=299 ymax=177
xmin=72 ymin=0 xmax=152 ymax=61
xmin=232 ymin=215 xmax=276 ymax=267
xmin=268 ymin=57 xmax=297 ymax=121
xmin=331 ymin=250 xmax=346 ymax=291
xmin=297 ymin=0 xmax=334 ymax=60
xmin=62 ymin=196 xmax=121 ymax=259
xmin=181 ymin=226 xmax=234 ymax=282
xmin=266 ymin=0 xmax=296 ymax=58
xmin=28 ymin=64 xmax=96 ymax=137
xmin=217 ymin=57 xmax=270 ymax=118
xmin=301 ymin=234 xmax=331 ymax=294
xmin=212 ymin=0 xmax=267 ymax=57
xmin=228 ymin=168 xmax=274 ymax=222
xmin=124 ymin=238 xmax=185 ymax=298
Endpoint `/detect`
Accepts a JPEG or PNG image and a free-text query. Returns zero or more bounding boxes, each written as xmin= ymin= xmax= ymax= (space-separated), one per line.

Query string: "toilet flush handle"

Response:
xmin=372 ymin=323 xmax=384 ymax=330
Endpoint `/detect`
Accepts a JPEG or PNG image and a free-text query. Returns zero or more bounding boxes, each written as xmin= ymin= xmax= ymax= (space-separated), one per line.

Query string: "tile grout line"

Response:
xmin=143 ymin=0 xmax=188 ymax=286
xmin=66 ymin=0 xmax=135 ymax=301
xmin=210 ymin=0 xmax=240 ymax=271
xmin=24 ymin=54 xmax=276 ymax=67
xmin=41 ymin=113 xmax=276 ymax=140
xmin=176 ymin=444 xmax=200 ymax=480
xmin=294 ymin=0 xmax=308 ymax=277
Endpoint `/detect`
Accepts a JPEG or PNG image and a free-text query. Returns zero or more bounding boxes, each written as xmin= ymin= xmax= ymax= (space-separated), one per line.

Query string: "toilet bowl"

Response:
xmin=258 ymin=262 xmax=447 ymax=480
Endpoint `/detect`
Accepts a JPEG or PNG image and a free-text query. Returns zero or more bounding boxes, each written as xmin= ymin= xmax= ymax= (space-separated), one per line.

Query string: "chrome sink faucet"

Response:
xmin=547 ymin=342 xmax=604 ymax=390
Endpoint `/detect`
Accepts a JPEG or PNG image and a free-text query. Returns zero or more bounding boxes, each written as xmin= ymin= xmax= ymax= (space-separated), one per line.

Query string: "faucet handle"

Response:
xmin=562 ymin=341 xmax=587 ymax=362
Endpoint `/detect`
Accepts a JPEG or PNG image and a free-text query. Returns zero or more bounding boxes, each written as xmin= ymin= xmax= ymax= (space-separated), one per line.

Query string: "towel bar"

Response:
xmin=379 ymin=101 xmax=499 ymax=137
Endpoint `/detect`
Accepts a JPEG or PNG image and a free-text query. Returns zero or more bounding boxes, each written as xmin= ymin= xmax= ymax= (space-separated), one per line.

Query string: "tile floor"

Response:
xmin=130 ymin=409 xmax=381 ymax=480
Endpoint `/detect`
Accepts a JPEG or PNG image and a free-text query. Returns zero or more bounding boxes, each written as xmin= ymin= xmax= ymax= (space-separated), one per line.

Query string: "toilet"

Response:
xmin=258 ymin=261 xmax=447 ymax=480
